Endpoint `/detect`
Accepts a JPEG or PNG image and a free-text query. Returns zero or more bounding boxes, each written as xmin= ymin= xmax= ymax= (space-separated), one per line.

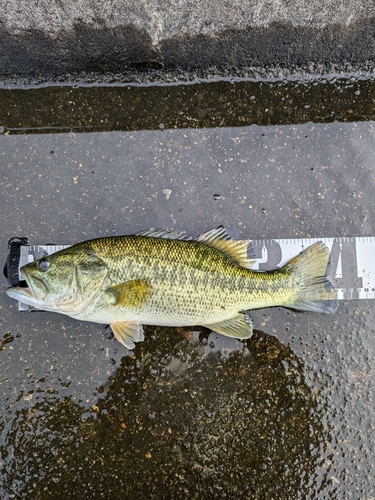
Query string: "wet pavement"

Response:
xmin=0 ymin=79 xmax=375 ymax=498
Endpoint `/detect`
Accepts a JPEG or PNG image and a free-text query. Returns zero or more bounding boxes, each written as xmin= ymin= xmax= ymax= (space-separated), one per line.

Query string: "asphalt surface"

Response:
xmin=0 ymin=79 xmax=374 ymax=498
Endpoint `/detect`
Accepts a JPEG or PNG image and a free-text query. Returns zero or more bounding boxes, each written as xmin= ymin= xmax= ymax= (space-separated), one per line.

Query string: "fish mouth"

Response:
xmin=6 ymin=285 xmax=40 ymax=307
xmin=6 ymin=269 xmax=49 ymax=307
xmin=22 ymin=269 xmax=49 ymax=301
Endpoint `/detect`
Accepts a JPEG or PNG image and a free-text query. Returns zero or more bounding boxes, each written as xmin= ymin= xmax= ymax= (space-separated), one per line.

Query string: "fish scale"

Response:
xmin=91 ymin=237 xmax=274 ymax=315
xmin=87 ymin=236 xmax=251 ymax=324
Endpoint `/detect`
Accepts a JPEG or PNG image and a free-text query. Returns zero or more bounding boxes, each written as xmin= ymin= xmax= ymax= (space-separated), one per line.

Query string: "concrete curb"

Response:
xmin=1 ymin=1 xmax=375 ymax=83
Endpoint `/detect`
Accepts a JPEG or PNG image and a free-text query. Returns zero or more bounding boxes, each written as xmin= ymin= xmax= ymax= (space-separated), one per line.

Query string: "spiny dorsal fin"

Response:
xmin=202 ymin=312 xmax=253 ymax=339
xmin=136 ymin=228 xmax=188 ymax=240
xmin=111 ymin=321 xmax=145 ymax=349
xmin=196 ymin=227 xmax=255 ymax=269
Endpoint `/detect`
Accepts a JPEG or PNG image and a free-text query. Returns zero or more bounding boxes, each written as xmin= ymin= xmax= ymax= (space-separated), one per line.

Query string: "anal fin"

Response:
xmin=111 ymin=321 xmax=145 ymax=349
xmin=202 ymin=312 xmax=253 ymax=340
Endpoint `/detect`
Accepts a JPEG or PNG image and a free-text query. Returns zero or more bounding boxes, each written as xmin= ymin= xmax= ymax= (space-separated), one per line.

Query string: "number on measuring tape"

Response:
xmin=329 ymin=239 xmax=363 ymax=299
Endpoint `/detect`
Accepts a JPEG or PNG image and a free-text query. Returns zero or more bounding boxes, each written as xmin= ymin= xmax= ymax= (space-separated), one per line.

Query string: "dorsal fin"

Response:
xmin=136 ymin=228 xmax=188 ymax=240
xmin=195 ymin=227 xmax=255 ymax=269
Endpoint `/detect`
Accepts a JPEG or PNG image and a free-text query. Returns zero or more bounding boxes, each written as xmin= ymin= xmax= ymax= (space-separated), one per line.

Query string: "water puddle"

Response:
xmin=1 ymin=77 xmax=374 ymax=134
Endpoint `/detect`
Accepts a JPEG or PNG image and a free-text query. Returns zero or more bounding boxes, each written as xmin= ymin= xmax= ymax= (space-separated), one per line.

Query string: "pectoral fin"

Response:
xmin=107 ymin=279 xmax=153 ymax=308
xmin=202 ymin=312 xmax=253 ymax=339
xmin=111 ymin=321 xmax=145 ymax=349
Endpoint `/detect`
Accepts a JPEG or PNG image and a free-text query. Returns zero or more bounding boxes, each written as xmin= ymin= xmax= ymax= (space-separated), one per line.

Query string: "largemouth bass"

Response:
xmin=6 ymin=228 xmax=337 ymax=349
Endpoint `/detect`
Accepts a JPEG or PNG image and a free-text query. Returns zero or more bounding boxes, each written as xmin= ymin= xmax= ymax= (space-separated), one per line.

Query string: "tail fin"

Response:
xmin=281 ymin=242 xmax=338 ymax=314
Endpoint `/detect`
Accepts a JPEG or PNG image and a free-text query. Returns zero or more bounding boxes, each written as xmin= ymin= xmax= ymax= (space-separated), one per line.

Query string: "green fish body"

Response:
xmin=6 ymin=228 xmax=337 ymax=349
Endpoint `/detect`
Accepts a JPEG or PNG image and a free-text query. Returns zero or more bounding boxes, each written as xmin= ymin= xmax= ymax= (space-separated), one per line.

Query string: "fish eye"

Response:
xmin=37 ymin=258 xmax=50 ymax=272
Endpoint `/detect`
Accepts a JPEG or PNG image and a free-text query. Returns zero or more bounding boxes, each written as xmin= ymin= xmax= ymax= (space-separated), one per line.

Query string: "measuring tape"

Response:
xmin=5 ymin=236 xmax=375 ymax=310
xmin=248 ymin=236 xmax=373 ymax=301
